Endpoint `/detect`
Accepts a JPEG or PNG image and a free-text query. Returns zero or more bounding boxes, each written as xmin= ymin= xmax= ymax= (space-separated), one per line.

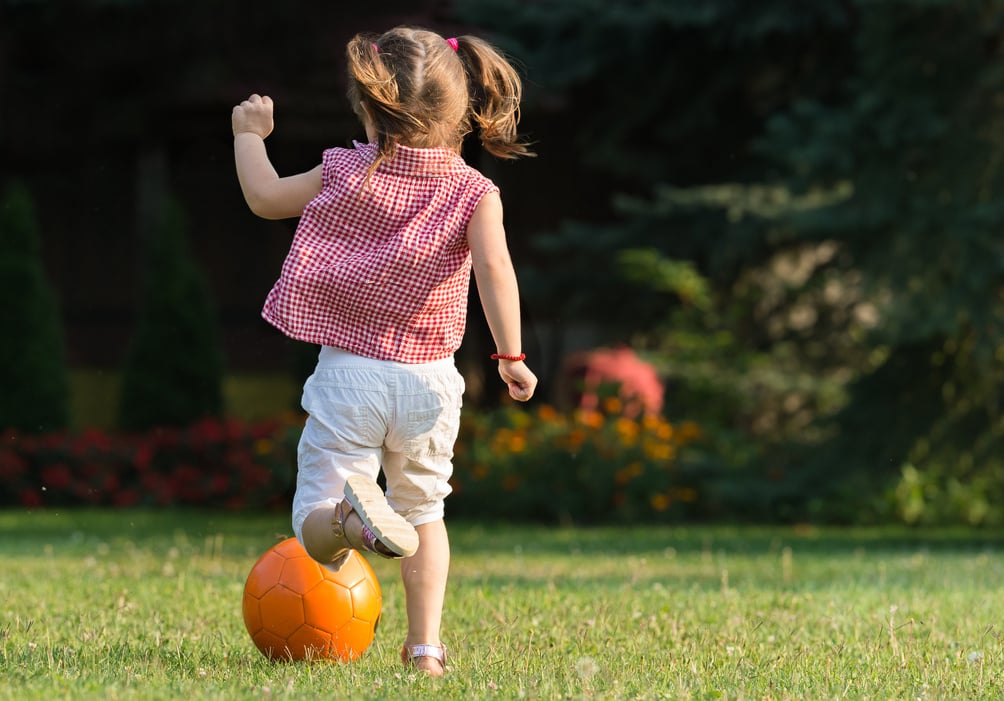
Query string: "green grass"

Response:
xmin=1 ymin=511 xmax=1002 ymax=700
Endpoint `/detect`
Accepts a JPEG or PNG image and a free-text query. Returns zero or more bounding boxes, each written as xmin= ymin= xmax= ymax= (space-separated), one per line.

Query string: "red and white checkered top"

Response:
xmin=262 ymin=141 xmax=499 ymax=364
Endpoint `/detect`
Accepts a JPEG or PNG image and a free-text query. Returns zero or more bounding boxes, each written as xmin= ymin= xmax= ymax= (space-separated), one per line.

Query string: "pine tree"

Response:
xmin=118 ymin=198 xmax=224 ymax=430
xmin=0 ymin=182 xmax=70 ymax=433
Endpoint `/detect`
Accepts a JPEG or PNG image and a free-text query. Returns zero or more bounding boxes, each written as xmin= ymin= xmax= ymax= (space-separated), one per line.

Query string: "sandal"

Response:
xmin=401 ymin=643 xmax=447 ymax=676
xmin=333 ymin=475 xmax=419 ymax=559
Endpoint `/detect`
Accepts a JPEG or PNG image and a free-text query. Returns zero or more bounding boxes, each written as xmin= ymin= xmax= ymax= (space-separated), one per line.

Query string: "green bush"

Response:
xmin=0 ymin=183 xmax=69 ymax=433
xmin=119 ymin=198 xmax=224 ymax=430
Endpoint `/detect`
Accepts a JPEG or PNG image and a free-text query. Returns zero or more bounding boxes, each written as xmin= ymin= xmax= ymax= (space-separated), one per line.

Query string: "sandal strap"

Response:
xmin=332 ymin=498 xmax=400 ymax=558
xmin=401 ymin=643 xmax=447 ymax=666
xmin=331 ymin=499 xmax=352 ymax=540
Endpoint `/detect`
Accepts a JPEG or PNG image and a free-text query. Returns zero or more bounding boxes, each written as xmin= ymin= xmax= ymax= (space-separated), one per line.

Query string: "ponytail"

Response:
xmin=346 ymin=33 xmax=424 ymax=174
xmin=455 ymin=35 xmax=535 ymax=160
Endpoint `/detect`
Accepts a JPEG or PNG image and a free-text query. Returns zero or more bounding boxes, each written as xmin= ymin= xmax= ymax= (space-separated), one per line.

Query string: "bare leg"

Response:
xmin=300 ymin=506 xmax=353 ymax=565
xmin=401 ymin=519 xmax=450 ymax=676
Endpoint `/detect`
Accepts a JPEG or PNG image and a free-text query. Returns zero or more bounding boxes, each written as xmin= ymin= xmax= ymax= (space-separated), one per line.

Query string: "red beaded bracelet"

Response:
xmin=491 ymin=352 xmax=526 ymax=361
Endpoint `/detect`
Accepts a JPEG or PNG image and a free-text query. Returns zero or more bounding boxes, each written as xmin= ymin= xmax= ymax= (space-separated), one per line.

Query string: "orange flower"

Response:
xmin=508 ymin=433 xmax=527 ymax=454
xmin=614 ymin=462 xmax=644 ymax=485
xmin=575 ymin=410 xmax=605 ymax=430
xmin=502 ymin=474 xmax=522 ymax=492
xmin=650 ymin=493 xmax=671 ymax=512
xmin=565 ymin=428 xmax=587 ymax=450
xmin=537 ymin=404 xmax=559 ymax=423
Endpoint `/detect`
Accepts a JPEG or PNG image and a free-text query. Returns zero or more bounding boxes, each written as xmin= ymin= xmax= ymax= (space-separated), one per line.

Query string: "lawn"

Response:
xmin=1 ymin=510 xmax=1001 ymax=700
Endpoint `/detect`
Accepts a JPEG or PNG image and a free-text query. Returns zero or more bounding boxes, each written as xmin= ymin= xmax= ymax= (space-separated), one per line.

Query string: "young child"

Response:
xmin=232 ymin=27 xmax=537 ymax=676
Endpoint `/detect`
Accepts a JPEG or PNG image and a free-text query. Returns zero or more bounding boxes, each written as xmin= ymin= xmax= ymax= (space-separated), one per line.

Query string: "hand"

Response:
xmin=498 ymin=360 xmax=537 ymax=402
xmin=232 ymin=94 xmax=274 ymax=139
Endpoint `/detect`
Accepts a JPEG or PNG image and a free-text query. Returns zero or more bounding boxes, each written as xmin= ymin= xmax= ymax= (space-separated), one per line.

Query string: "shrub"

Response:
xmin=119 ymin=198 xmax=224 ymax=430
xmin=0 ymin=182 xmax=70 ymax=433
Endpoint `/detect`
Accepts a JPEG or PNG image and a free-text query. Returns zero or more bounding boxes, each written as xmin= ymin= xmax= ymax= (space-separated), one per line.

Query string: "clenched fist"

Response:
xmin=232 ymin=94 xmax=274 ymax=139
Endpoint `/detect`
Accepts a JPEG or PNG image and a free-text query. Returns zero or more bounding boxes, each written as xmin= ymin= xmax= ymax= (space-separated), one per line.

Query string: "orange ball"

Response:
xmin=242 ymin=538 xmax=382 ymax=662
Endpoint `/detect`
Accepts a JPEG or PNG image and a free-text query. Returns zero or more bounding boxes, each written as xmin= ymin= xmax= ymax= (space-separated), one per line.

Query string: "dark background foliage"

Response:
xmin=2 ymin=0 xmax=1002 ymax=524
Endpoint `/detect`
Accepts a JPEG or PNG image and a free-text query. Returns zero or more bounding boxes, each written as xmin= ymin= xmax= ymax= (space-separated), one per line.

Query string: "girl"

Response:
xmin=232 ymin=27 xmax=537 ymax=676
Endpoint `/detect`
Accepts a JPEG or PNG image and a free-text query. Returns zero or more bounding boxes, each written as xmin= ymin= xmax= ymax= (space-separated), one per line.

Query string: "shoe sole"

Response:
xmin=344 ymin=476 xmax=419 ymax=558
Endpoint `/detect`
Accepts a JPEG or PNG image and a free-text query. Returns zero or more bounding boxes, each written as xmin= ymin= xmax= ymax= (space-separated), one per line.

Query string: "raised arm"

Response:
xmin=232 ymin=94 xmax=322 ymax=220
xmin=467 ymin=191 xmax=537 ymax=402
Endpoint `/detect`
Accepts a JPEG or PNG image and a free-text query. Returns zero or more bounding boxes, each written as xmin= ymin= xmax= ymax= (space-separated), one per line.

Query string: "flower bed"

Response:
xmin=449 ymin=399 xmax=703 ymax=523
xmin=0 ymin=415 xmax=301 ymax=509
xmin=1 ymin=403 xmax=703 ymax=524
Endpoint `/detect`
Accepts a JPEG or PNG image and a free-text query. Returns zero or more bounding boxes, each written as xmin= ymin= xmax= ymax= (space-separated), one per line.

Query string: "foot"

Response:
xmin=401 ymin=643 xmax=447 ymax=677
xmin=335 ymin=476 xmax=419 ymax=559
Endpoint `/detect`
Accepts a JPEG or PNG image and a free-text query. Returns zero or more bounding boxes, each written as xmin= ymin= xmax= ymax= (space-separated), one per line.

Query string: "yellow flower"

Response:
xmin=671 ymin=487 xmax=698 ymax=503
xmin=655 ymin=422 xmax=674 ymax=441
xmin=678 ymin=421 xmax=702 ymax=443
xmin=602 ymin=396 xmax=624 ymax=415
xmin=650 ymin=493 xmax=671 ymax=512
xmin=253 ymin=438 xmax=273 ymax=455
xmin=642 ymin=440 xmax=676 ymax=461
xmin=491 ymin=428 xmax=513 ymax=453
xmin=615 ymin=417 xmax=640 ymax=445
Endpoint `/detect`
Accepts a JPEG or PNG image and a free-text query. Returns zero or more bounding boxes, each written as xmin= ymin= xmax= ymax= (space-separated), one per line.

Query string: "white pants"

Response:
xmin=291 ymin=347 xmax=464 ymax=542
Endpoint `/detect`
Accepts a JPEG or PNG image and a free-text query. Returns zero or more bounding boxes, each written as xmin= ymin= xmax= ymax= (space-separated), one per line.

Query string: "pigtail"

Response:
xmin=346 ymin=33 xmax=427 ymax=178
xmin=455 ymin=36 xmax=535 ymax=160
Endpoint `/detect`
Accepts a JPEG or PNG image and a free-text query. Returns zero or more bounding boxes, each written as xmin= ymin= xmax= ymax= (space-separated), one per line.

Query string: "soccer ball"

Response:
xmin=242 ymin=538 xmax=382 ymax=662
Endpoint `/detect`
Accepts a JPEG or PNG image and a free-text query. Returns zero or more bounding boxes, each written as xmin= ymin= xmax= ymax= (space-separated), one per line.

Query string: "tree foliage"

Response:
xmin=459 ymin=0 xmax=1004 ymax=523
xmin=0 ymin=182 xmax=69 ymax=433
xmin=753 ymin=0 xmax=1004 ymax=522
xmin=118 ymin=199 xmax=224 ymax=431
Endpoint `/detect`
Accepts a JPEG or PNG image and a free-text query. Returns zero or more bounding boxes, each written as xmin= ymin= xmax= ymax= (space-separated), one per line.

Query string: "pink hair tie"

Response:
xmin=372 ymin=42 xmax=379 ymax=53
xmin=446 ymin=37 xmax=459 ymax=52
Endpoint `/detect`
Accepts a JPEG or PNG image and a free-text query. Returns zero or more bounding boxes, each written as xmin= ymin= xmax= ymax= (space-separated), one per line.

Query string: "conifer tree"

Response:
xmin=119 ymin=198 xmax=224 ymax=430
xmin=0 ymin=182 xmax=70 ymax=433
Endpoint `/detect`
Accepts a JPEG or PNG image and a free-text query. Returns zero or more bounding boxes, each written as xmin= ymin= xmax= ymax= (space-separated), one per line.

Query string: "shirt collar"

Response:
xmin=354 ymin=141 xmax=467 ymax=178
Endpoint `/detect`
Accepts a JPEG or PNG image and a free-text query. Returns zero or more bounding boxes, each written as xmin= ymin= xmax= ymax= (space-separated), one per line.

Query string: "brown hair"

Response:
xmin=346 ymin=27 xmax=534 ymax=176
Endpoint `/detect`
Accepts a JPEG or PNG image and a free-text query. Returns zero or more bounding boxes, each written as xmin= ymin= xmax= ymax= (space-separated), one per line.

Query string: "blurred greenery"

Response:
xmin=0 ymin=182 xmax=69 ymax=434
xmin=457 ymin=0 xmax=1004 ymax=524
xmin=1 ymin=0 xmax=1002 ymax=524
xmin=118 ymin=198 xmax=225 ymax=430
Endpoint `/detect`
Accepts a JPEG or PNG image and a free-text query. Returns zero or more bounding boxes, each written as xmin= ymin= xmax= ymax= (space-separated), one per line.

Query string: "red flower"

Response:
xmin=113 ymin=489 xmax=140 ymax=507
xmin=134 ymin=441 xmax=156 ymax=472
xmin=20 ymin=489 xmax=42 ymax=507
xmin=0 ymin=451 xmax=27 ymax=480
xmin=41 ymin=464 xmax=73 ymax=491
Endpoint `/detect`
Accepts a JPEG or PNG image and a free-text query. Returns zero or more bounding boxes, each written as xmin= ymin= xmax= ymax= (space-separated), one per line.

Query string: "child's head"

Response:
xmin=346 ymin=27 xmax=534 ymax=165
